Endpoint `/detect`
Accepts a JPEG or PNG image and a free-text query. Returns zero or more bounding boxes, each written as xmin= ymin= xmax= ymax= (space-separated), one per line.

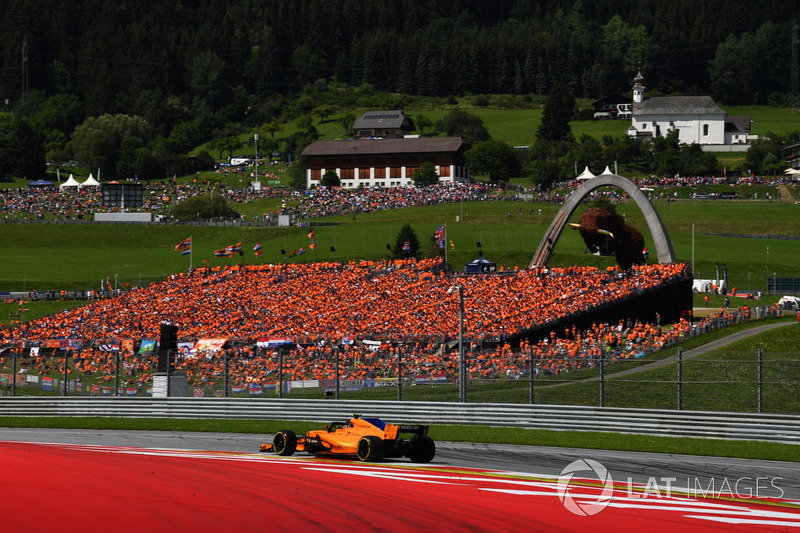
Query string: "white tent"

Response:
xmin=576 ymin=166 xmax=595 ymax=181
xmin=59 ymin=174 xmax=81 ymax=188
xmin=601 ymin=166 xmax=613 ymax=175
xmin=81 ymin=173 xmax=100 ymax=187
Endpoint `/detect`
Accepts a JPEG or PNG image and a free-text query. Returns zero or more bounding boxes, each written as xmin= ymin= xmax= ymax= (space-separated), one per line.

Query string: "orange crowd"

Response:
xmin=0 ymin=258 xmax=704 ymax=391
xmin=3 ymin=258 xmax=690 ymax=344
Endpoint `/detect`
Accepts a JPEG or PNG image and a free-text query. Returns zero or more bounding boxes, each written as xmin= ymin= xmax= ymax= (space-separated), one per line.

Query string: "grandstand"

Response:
xmin=0 ymin=258 xmax=698 ymax=393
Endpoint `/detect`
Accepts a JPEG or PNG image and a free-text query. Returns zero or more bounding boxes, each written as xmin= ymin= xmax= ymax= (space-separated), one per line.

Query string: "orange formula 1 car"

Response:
xmin=259 ymin=414 xmax=435 ymax=463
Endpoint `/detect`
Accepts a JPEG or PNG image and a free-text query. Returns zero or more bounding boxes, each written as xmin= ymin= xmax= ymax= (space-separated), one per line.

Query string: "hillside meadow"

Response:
xmin=193 ymin=102 xmax=800 ymax=173
xmin=0 ymin=197 xmax=797 ymax=299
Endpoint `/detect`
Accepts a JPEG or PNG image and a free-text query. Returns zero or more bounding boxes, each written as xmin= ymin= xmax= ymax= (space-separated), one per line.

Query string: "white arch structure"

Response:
xmin=530 ymin=174 xmax=677 ymax=268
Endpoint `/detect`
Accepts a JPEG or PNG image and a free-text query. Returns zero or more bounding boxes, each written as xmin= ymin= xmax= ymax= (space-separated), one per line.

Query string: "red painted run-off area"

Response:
xmin=1 ymin=441 xmax=798 ymax=532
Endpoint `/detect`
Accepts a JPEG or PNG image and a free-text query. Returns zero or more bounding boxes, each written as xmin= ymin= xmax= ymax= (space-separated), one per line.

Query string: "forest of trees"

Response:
xmin=3 ymin=1 xmax=795 ymax=110
xmin=0 ymin=1 xmax=797 ymax=182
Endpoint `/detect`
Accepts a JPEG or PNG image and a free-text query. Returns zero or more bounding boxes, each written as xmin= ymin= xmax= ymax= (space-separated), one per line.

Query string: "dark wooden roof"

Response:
xmin=301 ymin=137 xmax=468 ymax=157
xmin=725 ymin=116 xmax=751 ymax=132
xmin=592 ymin=93 xmax=632 ymax=107
xmin=353 ymin=110 xmax=414 ymax=131
xmin=633 ymin=96 xmax=724 ymax=115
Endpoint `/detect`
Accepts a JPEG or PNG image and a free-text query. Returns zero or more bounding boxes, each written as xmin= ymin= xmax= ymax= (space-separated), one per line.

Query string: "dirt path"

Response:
xmin=778 ymin=184 xmax=794 ymax=202
xmin=536 ymin=320 xmax=795 ymax=388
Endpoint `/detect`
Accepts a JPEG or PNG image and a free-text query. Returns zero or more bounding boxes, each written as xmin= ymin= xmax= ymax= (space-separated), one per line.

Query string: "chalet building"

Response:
xmin=301 ymin=137 xmax=470 ymax=189
xmin=626 ymin=71 xmax=757 ymax=151
xmin=353 ymin=110 xmax=416 ymax=138
xmin=784 ymin=142 xmax=800 ymax=172
xmin=591 ymin=93 xmax=632 ymax=119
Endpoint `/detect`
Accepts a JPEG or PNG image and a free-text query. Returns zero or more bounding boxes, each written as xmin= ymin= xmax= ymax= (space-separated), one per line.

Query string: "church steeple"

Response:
xmin=633 ymin=70 xmax=645 ymax=103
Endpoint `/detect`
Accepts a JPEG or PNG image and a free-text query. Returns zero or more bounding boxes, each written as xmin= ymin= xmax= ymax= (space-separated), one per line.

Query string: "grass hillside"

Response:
xmin=195 ymin=101 xmax=800 ymax=172
xmin=5 ymin=102 xmax=800 ymax=293
xmin=0 ymin=197 xmax=798 ymax=296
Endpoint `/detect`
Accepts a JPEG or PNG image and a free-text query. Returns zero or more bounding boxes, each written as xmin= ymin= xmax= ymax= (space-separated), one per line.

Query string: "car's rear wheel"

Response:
xmin=273 ymin=430 xmax=297 ymax=456
xmin=408 ymin=436 xmax=435 ymax=463
xmin=356 ymin=436 xmax=384 ymax=462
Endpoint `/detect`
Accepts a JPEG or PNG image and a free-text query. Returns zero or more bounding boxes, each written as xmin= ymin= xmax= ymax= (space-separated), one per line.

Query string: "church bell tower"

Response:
xmin=632 ymin=70 xmax=645 ymax=103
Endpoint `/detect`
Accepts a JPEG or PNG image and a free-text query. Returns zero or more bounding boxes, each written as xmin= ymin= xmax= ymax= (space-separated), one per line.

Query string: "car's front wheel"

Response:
xmin=356 ymin=436 xmax=384 ymax=462
xmin=273 ymin=430 xmax=297 ymax=456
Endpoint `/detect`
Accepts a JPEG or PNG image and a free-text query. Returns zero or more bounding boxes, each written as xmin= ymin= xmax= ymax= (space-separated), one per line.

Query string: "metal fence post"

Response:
xmin=397 ymin=347 xmax=402 ymax=402
xmin=758 ymin=348 xmax=763 ymax=413
xmin=529 ymin=344 xmax=534 ymax=405
xmin=335 ymin=346 xmax=340 ymax=400
xmin=166 ymin=349 xmax=171 ymax=397
xmin=63 ymin=349 xmax=68 ymax=396
xmin=278 ymin=347 xmax=284 ymax=399
xmin=11 ymin=349 xmax=17 ymax=396
xmin=677 ymin=347 xmax=682 ymax=410
xmin=599 ymin=355 xmax=605 ymax=408
xmin=223 ymin=350 xmax=229 ymax=398
xmin=115 ymin=350 xmax=120 ymax=397
xmin=457 ymin=287 xmax=466 ymax=403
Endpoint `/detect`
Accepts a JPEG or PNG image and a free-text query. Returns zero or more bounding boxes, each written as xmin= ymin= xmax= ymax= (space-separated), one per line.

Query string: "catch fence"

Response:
xmin=2 ymin=347 xmax=797 ymax=414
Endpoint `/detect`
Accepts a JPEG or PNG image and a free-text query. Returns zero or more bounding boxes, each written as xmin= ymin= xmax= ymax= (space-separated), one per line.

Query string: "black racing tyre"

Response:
xmin=408 ymin=436 xmax=436 ymax=463
xmin=356 ymin=436 xmax=385 ymax=462
xmin=273 ymin=430 xmax=297 ymax=456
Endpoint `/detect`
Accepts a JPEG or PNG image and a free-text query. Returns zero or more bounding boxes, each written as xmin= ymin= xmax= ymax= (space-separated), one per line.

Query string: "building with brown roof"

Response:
xmin=301 ymin=137 xmax=471 ymax=188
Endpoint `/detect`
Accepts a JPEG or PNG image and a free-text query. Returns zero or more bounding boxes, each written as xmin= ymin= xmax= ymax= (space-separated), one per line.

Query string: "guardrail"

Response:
xmin=0 ymin=398 xmax=798 ymax=444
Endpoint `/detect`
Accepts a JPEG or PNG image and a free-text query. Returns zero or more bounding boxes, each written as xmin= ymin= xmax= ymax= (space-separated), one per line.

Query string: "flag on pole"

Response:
xmin=434 ymin=225 xmax=446 ymax=249
xmin=175 ymin=237 xmax=192 ymax=255
xmin=221 ymin=242 xmax=243 ymax=256
xmin=254 ymin=242 xmax=263 ymax=256
xmin=308 ymin=228 xmax=317 ymax=251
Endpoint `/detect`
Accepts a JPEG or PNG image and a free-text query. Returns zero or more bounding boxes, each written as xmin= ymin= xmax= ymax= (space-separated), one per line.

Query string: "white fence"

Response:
xmin=0 ymin=398 xmax=798 ymax=444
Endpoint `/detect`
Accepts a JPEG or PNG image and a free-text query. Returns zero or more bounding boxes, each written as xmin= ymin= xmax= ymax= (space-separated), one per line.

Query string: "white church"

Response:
xmin=626 ymin=71 xmax=757 ymax=152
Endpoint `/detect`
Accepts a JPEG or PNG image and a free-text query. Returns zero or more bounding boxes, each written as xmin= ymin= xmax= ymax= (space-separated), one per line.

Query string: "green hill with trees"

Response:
xmin=0 ymin=1 xmax=798 ymax=186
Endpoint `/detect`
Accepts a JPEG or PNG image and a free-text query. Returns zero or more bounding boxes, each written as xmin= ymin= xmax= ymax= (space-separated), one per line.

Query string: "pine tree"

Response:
xmin=535 ymin=56 xmax=549 ymax=95
xmin=536 ymin=80 xmax=574 ymax=143
xmin=392 ymin=224 xmax=421 ymax=259
xmin=513 ymin=60 xmax=524 ymax=95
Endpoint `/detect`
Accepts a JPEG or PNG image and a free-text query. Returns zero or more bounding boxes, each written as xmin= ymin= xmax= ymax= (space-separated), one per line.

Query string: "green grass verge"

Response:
xmin=0 ymin=416 xmax=796 ymax=462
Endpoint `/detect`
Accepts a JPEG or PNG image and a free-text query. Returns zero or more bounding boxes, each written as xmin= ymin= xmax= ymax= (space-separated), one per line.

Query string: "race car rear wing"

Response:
xmin=395 ymin=424 xmax=429 ymax=436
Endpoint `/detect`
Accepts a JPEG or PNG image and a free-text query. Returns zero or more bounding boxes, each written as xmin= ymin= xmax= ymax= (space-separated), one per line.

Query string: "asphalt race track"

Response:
xmin=2 ymin=428 xmax=800 ymax=531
